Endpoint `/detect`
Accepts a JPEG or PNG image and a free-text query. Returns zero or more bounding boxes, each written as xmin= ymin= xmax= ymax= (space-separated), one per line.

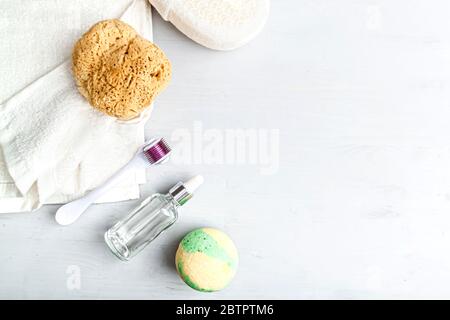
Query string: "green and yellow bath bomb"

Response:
xmin=175 ymin=228 xmax=238 ymax=292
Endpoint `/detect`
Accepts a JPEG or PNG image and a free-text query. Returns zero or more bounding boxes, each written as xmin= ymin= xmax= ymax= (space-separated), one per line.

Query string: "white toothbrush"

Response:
xmin=55 ymin=138 xmax=171 ymax=226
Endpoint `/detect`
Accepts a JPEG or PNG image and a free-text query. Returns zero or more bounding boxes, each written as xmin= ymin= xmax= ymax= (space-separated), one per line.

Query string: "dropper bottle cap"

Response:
xmin=169 ymin=175 xmax=204 ymax=206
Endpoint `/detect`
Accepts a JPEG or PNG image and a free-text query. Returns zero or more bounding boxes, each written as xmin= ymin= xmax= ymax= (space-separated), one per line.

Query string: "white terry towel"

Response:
xmin=0 ymin=0 xmax=154 ymax=213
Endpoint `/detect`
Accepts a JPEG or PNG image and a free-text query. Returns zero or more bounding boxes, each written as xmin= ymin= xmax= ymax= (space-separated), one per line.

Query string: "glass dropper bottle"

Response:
xmin=104 ymin=175 xmax=204 ymax=261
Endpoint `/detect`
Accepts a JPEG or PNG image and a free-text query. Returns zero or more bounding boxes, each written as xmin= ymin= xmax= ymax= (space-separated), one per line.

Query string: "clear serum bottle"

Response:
xmin=105 ymin=175 xmax=204 ymax=261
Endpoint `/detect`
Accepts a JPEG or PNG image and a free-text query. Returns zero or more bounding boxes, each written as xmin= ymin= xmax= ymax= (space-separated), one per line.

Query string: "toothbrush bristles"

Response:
xmin=143 ymin=138 xmax=171 ymax=164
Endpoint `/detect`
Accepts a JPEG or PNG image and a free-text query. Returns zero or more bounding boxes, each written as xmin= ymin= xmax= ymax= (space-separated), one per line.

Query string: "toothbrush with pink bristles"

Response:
xmin=55 ymin=138 xmax=171 ymax=226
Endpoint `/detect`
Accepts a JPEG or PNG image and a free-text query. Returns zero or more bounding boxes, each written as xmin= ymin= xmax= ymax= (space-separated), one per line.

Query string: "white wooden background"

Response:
xmin=3 ymin=0 xmax=450 ymax=299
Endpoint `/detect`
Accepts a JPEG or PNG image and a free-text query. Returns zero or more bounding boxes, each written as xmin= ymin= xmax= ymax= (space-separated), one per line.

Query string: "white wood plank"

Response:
xmin=2 ymin=0 xmax=450 ymax=299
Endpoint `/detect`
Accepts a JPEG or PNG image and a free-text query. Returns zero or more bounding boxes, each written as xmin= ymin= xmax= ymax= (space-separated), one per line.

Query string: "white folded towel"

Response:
xmin=0 ymin=0 xmax=154 ymax=213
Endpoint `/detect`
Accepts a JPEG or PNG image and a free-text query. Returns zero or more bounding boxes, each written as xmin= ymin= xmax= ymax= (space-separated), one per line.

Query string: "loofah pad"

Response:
xmin=149 ymin=0 xmax=270 ymax=51
xmin=72 ymin=19 xmax=171 ymax=120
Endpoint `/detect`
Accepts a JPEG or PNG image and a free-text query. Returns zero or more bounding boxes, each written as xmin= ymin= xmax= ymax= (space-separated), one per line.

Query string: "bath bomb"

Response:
xmin=149 ymin=0 xmax=270 ymax=50
xmin=175 ymin=228 xmax=238 ymax=292
xmin=72 ymin=19 xmax=171 ymax=120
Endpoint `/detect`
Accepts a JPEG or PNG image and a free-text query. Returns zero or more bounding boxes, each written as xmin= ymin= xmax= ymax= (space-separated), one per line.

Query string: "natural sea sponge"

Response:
xmin=72 ymin=19 xmax=171 ymax=120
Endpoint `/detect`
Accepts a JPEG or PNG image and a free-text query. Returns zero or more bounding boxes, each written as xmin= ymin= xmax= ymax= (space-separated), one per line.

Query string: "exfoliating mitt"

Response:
xmin=149 ymin=0 xmax=270 ymax=50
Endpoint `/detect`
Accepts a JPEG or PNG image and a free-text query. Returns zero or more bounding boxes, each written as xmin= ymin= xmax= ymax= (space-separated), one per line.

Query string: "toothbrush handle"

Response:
xmin=55 ymin=155 xmax=143 ymax=225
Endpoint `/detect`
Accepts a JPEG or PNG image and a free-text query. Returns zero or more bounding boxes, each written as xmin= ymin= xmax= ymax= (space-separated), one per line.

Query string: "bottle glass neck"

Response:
xmin=168 ymin=182 xmax=192 ymax=206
